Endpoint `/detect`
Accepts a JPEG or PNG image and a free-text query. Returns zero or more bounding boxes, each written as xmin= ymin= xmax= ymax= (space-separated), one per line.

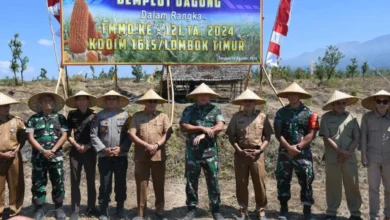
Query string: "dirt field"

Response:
xmin=1 ymin=76 xmax=388 ymax=219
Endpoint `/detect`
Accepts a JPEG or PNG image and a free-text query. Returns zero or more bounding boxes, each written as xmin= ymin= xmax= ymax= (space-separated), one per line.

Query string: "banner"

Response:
xmin=61 ymin=0 xmax=262 ymax=65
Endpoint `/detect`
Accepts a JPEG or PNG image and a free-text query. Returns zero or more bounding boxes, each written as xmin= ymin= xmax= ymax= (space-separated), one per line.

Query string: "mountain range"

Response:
xmin=281 ymin=34 xmax=390 ymax=69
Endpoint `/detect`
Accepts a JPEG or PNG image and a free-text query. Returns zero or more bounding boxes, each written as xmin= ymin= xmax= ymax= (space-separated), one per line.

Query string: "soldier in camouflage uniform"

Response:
xmin=274 ymin=83 xmax=319 ymax=220
xmin=26 ymin=92 xmax=68 ymax=220
xmin=179 ymin=83 xmax=225 ymax=220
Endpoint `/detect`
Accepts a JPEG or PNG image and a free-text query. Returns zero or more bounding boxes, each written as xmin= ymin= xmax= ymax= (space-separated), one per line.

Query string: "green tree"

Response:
xmin=321 ymin=45 xmax=345 ymax=80
xmin=131 ymin=65 xmax=143 ymax=82
xmin=294 ymin=67 xmax=307 ymax=79
xmin=361 ymin=61 xmax=369 ymax=77
xmin=8 ymin=33 xmax=29 ymax=85
xmin=39 ymin=68 xmax=48 ymax=80
xmin=346 ymin=58 xmax=359 ymax=79
xmin=252 ymin=67 xmax=260 ymax=79
xmin=314 ymin=58 xmax=326 ymax=81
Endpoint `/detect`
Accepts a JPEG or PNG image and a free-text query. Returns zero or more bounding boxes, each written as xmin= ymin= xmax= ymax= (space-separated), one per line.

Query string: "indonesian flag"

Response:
xmin=265 ymin=0 xmax=293 ymax=67
xmin=47 ymin=0 xmax=61 ymax=37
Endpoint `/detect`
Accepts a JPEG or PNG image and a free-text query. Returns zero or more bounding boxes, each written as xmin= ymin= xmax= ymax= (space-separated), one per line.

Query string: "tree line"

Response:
xmin=252 ymin=45 xmax=386 ymax=82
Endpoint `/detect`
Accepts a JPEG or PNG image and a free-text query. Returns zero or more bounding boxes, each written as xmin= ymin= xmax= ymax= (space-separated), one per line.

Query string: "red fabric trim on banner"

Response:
xmin=47 ymin=0 xmax=59 ymax=7
xmin=268 ymin=42 xmax=280 ymax=57
xmin=276 ymin=0 xmax=292 ymax=24
xmin=273 ymin=21 xmax=288 ymax=36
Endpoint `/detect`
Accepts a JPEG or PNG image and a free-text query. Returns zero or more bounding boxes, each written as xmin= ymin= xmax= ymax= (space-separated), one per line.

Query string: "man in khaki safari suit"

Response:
xmin=0 ymin=93 xmax=25 ymax=219
xmin=319 ymin=90 xmax=362 ymax=220
xmin=226 ymin=89 xmax=273 ymax=220
xmin=129 ymin=89 xmax=172 ymax=220
xmin=360 ymin=90 xmax=390 ymax=220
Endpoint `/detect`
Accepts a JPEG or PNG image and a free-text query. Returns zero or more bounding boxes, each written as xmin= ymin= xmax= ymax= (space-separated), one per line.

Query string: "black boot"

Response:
xmin=183 ymin=207 xmax=196 ymax=220
xmin=303 ymin=205 xmax=316 ymax=220
xmin=278 ymin=201 xmax=288 ymax=220
xmin=116 ymin=202 xmax=125 ymax=219
xmin=99 ymin=205 xmax=109 ymax=220
xmin=34 ymin=206 xmax=45 ymax=220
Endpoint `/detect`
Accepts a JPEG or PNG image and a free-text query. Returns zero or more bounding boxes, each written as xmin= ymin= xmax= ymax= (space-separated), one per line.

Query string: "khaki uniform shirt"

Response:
xmin=361 ymin=110 xmax=390 ymax=165
xmin=129 ymin=110 xmax=170 ymax=162
xmin=0 ymin=115 xmax=25 ymax=152
xmin=319 ymin=111 xmax=360 ymax=164
xmin=226 ymin=110 xmax=274 ymax=149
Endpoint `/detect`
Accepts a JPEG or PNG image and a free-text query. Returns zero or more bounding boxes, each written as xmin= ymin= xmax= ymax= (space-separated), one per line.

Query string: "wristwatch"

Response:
xmin=156 ymin=143 xmax=161 ymax=149
xmin=39 ymin=149 xmax=44 ymax=154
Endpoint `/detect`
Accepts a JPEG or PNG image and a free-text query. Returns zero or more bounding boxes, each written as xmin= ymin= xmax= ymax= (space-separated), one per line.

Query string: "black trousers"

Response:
xmin=98 ymin=156 xmax=128 ymax=207
xmin=69 ymin=148 xmax=97 ymax=213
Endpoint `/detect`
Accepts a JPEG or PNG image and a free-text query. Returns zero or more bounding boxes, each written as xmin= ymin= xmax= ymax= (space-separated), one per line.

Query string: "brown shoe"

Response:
xmin=256 ymin=209 xmax=267 ymax=220
xmin=236 ymin=208 xmax=248 ymax=220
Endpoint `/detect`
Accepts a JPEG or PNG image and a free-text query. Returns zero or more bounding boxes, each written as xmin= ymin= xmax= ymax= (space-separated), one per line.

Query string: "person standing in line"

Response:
xmin=90 ymin=90 xmax=132 ymax=220
xmin=226 ymin=89 xmax=273 ymax=220
xmin=273 ymin=82 xmax=319 ymax=220
xmin=129 ymin=89 xmax=173 ymax=220
xmin=180 ymin=83 xmax=225 ymax=220
xmin=360 ymin=90 xmax=390 ymax=220
xmin=66 ymin=91 xmax=99 ymax=220
xmin=26 ymin=92 xmax=68 ymax=220
xmin=319 ymin=90 xmax=362 ymax=220
xmin=0 ymin=93 xmax=26 ymax=219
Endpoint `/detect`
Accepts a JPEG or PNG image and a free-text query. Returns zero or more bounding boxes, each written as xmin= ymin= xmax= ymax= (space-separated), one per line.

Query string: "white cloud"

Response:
xmin=38 ymin=39 xmax=53 ymax=46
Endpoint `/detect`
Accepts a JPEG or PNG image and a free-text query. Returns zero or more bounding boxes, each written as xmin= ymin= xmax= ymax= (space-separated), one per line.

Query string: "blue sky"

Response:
xmin=0 ymin=0 xmax=389 ymax=80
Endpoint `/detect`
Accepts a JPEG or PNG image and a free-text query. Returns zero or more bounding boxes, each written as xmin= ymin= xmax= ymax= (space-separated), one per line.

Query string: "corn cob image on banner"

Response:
xmin=61 ymin=0 xmax=262 ymax=65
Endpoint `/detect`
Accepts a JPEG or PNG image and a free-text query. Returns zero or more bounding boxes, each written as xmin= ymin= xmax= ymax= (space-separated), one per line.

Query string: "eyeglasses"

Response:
xmin=335 ymin=101 xmax=346 ymax=106
xmin=148 ymin=100 xmax=158 ymax=104
xmin=375 ymin=99 xmax=389 ymax=105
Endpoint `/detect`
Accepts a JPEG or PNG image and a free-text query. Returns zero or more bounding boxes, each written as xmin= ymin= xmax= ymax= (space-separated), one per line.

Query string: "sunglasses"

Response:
xmin=335 ymin=101 xmax=346 ymax=106
xmin=147 ymin=100 xmax=158 ymax=104
xmin=375 ymin=99 xmax=389 ymax=105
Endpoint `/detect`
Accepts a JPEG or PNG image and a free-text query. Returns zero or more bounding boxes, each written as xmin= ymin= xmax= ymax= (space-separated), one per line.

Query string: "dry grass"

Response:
xmin=1 ymin=77 xmax=388 ymax=219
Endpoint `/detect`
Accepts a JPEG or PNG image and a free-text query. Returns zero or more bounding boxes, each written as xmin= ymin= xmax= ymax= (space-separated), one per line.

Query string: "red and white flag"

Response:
xmin=265 ymin=0 xmax=293 ymax=67
xmin=47 ymin=0 xmax=61 ymax=37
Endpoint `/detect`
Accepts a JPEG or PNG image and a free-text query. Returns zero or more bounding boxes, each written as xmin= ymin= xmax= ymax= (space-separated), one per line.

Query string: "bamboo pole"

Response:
xmin=159 ymin=65 xmax=165 ymax=96
xmin=165 ymin=66 xmax=171 ymax=123
xmin=114 ymin=65 xmax=118 ymax=91
xmin=168 ymin=66 xmax=175 ymax=125
xmin=65 ymin=66 xmax=70 ymax=96
xmin=261 ymin=65 xmax=284 ymax=107
xmin=45 ymin=0 xmax=60 ymax=71
xmin=55 ymin=68 xmax=63 ymax=94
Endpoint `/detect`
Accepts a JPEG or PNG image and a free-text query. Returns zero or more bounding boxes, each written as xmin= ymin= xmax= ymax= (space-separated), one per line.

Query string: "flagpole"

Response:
xmin=265 ymin=0 xmax=283 ymax=81
xmin=45 ymin=0 xmax=60 ymax=71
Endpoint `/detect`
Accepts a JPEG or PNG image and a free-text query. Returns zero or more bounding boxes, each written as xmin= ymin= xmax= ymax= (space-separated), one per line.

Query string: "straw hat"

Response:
xmin=361 ymin=90 xmax=390 ymax=111
xmin=277 ymin=82 xmax=312 ymax=99
xmin=322 ymin=90 xmax=359 ymax=111
xmin=135 ymin=89 xmax=167 ymax=104
xmin=231 ymin=89 xmax=266 ymax=105
xmin=28 ymin=92 xmax=65 ymax=112
xmin=187 ymin=83 xmax=221 ymax=100
xmin=0 ymin=92 xmax=20 ymax=106
xmin=96 ymin=90 xmax=130 ymax=109
xmin=65 ymin=90 xmax=97 ymax=108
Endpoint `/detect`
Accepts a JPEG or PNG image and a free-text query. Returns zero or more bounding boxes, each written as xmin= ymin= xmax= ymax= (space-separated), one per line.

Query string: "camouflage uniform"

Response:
xmin=180 ymin=103 xmax=225 ymax=213
xmin=274 ymin=103 xmax=319 ymax=205
xmin=26 ymin=112 xmax=68 ymax=206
